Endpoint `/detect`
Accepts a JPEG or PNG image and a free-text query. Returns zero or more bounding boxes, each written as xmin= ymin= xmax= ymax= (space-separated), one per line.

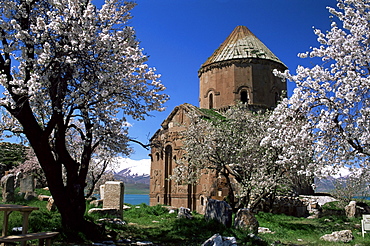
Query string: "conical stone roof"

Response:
xmin=201 ymin=25 xmax=285 ymax=68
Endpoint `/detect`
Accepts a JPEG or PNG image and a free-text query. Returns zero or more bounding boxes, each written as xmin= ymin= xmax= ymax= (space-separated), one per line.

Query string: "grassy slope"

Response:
xmin=118 ymin=207 xmax=370 ymax=246
xmin=256 ymin=212 xmax=368 ymax=246
xmin=2 ymin=189 xmax=370 ymax=245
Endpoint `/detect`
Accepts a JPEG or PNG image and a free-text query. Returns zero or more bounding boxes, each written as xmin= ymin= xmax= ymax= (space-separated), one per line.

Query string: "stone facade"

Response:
xmin=150 ymin=25 xmax=287 ymax=213
xmin=149 ymin=104 xmax=218 ymax=213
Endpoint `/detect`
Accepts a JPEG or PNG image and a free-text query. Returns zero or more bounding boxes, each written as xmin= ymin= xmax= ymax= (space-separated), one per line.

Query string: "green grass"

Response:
xmin=116 ymin=204 xmax=265 ymax=245
xmin=2 ymin=190 xmax=370 ymax=245
xmin=113 ymin=205 xmax=370 ymax=246
xmin=256 ymin=212 xmax=368 ymax=245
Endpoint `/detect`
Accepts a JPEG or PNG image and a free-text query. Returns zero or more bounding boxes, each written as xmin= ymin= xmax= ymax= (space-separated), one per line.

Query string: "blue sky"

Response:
xmin=125 ymin=0 xmax=338 ymax=160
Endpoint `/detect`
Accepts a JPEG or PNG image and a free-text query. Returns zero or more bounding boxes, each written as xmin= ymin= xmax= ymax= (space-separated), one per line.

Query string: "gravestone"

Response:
xmin=234 ymin=208 xmax=259 ymax=234
xmin=345 ymin=201 xmax=356 ymax=218
xmin=20 ymin=175 xmax=36 ymax=200
xmin=103 ymin=181 xmax=124 ymax=218
xmin=1 ymin=174 xmax=14 ymax=202
xmin=204 ymin=199 xmax=233 ymax=228
xmin=100 ymin=184 xmax=105 ymax=200
xmin=14 ymin=170 xmax=23 ymax=188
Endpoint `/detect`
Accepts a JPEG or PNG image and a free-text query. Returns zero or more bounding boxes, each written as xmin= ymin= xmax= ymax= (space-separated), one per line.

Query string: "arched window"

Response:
xmin=209 ymin=93 xmax=214 ymax=109
xmin=240 ymin=91 xmax=249 ymax=104
xmin=164 ymin=145 xmax=172 ymax=205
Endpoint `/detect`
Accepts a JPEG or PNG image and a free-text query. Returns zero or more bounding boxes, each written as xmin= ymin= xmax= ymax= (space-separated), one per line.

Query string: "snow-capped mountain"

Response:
xmin=113 ymin=157 xmax=150 ymax=185
xmin=113 ymin=157 xmax=150 ymax=176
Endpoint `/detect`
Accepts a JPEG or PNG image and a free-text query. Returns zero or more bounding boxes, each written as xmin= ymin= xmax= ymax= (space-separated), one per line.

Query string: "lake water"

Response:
xmin=124 ymin=194 xmax=149 ymax=205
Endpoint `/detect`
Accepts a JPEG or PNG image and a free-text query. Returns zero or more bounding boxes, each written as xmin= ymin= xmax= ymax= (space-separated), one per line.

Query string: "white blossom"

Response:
xmin=272 ymin=0 xmax=370 ymax=178
xmin=0 ymin=0 xmax=168 ymax=233
xmin=172 ymin=104 xmax=313 ymax=210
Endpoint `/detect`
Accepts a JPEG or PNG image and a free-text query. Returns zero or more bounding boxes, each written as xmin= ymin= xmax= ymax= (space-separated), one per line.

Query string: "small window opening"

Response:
xmin=240 ymin=91 xmax=249 ymax=104
xmin=209 ymin=93 xmax=214 ymax=109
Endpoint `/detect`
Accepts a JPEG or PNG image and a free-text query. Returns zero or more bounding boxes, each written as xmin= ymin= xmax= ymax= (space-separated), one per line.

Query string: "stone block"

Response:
xmin=201 ymin=233 xmax=237 ymax=246
xmin=100 ymin=184 xmax=105 ymax=200
xmin=103 ymin=181 xmax=124 ymax=217
xmin=88 ymin=208 xmax=121 ymax=217
xmin=234 ymin=208 xmax=259 ymax=234
xmin=38 ymin=195 xmax=51 ymax=201
xmin=20 ymin=175 xmax=35 ymax=193
xmin=204 ymin=199 xmax=232 ymax=228
xmin=1 ymin=174 xmax=14 ymax=202
xmin=46 ymin=197 xmax=56 ymax=211
xmin=177 ymin=207 xmax=193 ymax=219
xmin=320 ymin=230 xmax=354 ymax=243
xmin=345 ymin=201 xmax=356 ymax=218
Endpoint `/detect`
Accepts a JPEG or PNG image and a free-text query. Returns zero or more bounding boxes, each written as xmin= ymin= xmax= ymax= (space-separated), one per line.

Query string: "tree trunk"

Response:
xmin=223 ymin=172 xmax=238 ymax=212
xmin=15 ymin=110 xmax=103 ymax=241
xmin=53 ymin=187 xmax=104 ymax=241
xmin=38 ymin=150 xmax=105 ymax=241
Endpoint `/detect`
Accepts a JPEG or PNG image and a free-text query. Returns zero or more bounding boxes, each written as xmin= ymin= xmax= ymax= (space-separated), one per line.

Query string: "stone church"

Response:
xmin=149 ymin=25 xmax=287 ymax=213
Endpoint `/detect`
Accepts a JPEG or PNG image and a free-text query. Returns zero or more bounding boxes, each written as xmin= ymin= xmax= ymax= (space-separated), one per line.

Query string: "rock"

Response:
xmin=117 ymin=239 xmax=132 ymax=244
xmin=38 ymin=195 xmax=51 ymax=201
xmin=46 ymin=196 xmax=56 ymax=211
xmin=258 ymin=227 xmax=274 ymax=234
xmin=177 ymin=207 xmax=193 ymax=219
xmin=136 ymin=241 xmax=153 ymax=245
xmin=345 ymin=201 xmax=357 ymax=218
xmin=320 ymin=230 xmax=354 ymax=243
xmin=234 ymin=208 xmax=259 ymax=234
xmin=97 ymin=218 xmax=126 ymax=225
xmin=92 ymin=242 xmax=115 ymax=246
xmin=201 ymin=233 xmax=237 ymax=246
xmin=103 ymin=181 xmax=124 ymax=218
xmin=204 ymin=199 xmax=233 ymax=228
xmin=88 ymin=208 xmax=121 ymax=217
xmin=1 ymin=174 xmax=14 ymax=202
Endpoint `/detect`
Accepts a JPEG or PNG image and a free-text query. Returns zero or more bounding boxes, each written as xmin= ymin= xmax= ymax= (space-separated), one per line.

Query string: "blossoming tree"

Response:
xmin=0 ymin=0 xmax=167 ymax=239
xmin=172 ymin=105 xmax=313 ymax=211
xmin=272 ymin=0 xmax=370 ymax=178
